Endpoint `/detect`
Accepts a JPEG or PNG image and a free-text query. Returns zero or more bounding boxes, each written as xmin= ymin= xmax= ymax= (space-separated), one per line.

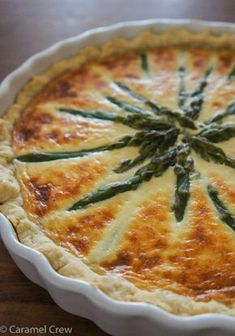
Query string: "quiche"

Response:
xmin=1 ymin=30 xmax=235 ymax=316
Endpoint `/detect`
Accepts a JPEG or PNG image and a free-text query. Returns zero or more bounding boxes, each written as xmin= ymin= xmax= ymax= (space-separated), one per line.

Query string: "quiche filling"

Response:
xmin=1 ymin=31 xmax=235 ymax=315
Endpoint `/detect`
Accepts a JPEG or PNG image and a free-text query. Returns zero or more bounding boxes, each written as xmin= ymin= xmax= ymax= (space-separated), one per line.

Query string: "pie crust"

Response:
xmin=1 ymin=29 xmax=235 ymax=316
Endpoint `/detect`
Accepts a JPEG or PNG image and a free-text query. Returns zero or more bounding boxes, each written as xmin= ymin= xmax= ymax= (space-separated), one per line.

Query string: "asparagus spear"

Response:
xmin=199 ymin=123 xmax=235 ymax=142
xmin=114 ymin=146 xmax=154 ymax=173
xmin=208 ymin=184 xmax=235 ymax=231
xmin=16 ymin=131 xmax=153 ymax=162
xmin=106 ymin=96 xmax=149 ymax=116
xmin=205 ymin=101 xmax=235 ymax=124
xmin=69 ymin=175 xmax=142 ymax=210
xmin=16 ymin=147 xmax=109 ymax=162
xmin=174 ymin=173 xmax=190 ymax=222
xmin=58 ymin=107 xmax=173 ymax=131
xmin=173 ymin=144 xmax=193 ymax=222
xmin=163 ymin=110 xmax=197 ymax=129
xmin=69 ymin=148 xmax=177 ymax=210
xmin=140 ymin=53 xmax=149 ymax=73
xmin=183 ymin=67 xmax=212 ymax=120
xmin=191 ymin=136 xmax=235 ymax=169
xmin=178 ymin=66 xmax=188 ymax=109
xmin=139 ymin=147 xmax=177 ymax=178
xmin=228 ymin=66 xmax=235 ymax=81
xmin=115 ymin=81 xmax=146 ymax=102
xmin=121 ymin=114 xmax=174 ymax=131
xmin=59 ymin=108 xmax=118 ymax=121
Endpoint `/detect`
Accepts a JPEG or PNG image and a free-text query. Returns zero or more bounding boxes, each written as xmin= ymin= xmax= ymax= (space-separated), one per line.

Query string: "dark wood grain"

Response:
xmin=0 ymin=240 xmax=109 ymax=335
xmin=0 ymin=0 xmax=234 ymax=335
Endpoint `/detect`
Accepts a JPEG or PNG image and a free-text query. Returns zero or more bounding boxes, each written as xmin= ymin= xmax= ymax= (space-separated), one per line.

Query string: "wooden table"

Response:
xmin=0 ymin=0 xmax=234 ymax=335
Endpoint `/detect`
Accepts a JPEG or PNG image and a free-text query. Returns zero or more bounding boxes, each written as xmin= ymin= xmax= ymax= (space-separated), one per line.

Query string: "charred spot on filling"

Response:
xmin=108 ymin=251 xmax=133 ymax=268
xmin=212 ymin=101 xmax=223 ymax=109
xmin=45 ymin=80 xmax=77 ymax=99
xmin=154 ymin=48 xmax=175 ymax=64
xmin=78 ymin=210 xmax=113 ymax=229
xmin=13 ymin=111 xmax=95 ymax=150
xmin=153 ymin=48 xmax=175 ymax=72
xmin=193 ymin=58 xmax=205 ymax=69
xmin=15 ymin=127 xmax=40 ymax=142
xmin=218 ymin=53 xmax=234 ymax=69
xmin=101 ymin=53 xmax=136 ymax=70
xmin=189 ymin=50 xmax=209 ymax=69
xmin=137 ymin=253 xmax=162 ymax=270
xmin=13 ymin=111 xmax=55 ymax=146
xmin=46 ymin=129 xmax=60 ymax=140
xmin=102 ymin=250 xmax=163 ymax=275
xmin=102 ymin=251 xmax=133 ymax=270
xmin=28 ymin=179 xmax=52 ymax=216
xmin=63 ymin=231 xmax=91 ymax=254
xmin=35 ymin=113 xmax=53 ymax=124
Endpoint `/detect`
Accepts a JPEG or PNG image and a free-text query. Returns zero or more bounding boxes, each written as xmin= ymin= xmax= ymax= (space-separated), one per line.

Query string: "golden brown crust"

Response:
xmin=1 ymin=29 xmax=235 ymax=316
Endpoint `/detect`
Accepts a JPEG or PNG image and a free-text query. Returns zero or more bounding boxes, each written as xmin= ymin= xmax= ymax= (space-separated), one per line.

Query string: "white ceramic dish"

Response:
xmin=1 ymin=19 xmax=235 ymax=336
